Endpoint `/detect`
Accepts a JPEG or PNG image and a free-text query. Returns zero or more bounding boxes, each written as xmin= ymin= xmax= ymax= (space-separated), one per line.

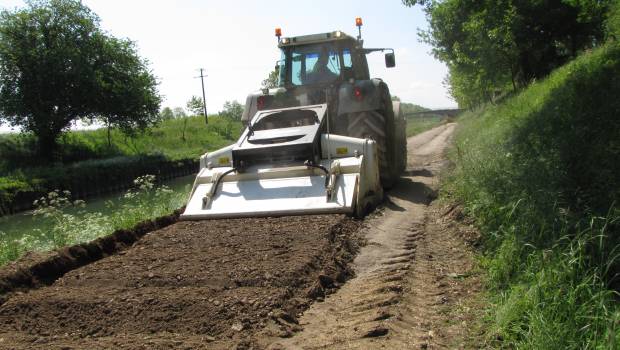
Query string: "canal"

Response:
xmin=0 ymin=175 xmax=195 ymax=243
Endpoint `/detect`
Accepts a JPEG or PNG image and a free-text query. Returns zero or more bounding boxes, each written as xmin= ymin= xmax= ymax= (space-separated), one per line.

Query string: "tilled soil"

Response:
xmin=0 ymin=215 xmax=361 ymax=349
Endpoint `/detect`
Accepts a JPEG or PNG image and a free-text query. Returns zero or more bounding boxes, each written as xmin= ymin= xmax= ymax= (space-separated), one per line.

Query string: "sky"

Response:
xmin=0 ymin=0 xmax=455 ymax=132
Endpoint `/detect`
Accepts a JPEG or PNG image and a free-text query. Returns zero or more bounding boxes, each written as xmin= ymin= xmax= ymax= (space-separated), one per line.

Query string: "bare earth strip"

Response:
xmin=0 ymin=215 xmax=362 ymax=349
xmin=0 ymin=123 xmax=483 ymax=349
xmin=272 ymin=123 xmax=484 ymax=349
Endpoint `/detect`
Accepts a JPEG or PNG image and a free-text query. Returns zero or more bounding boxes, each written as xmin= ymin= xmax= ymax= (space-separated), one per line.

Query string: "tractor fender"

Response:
xmin=337 ymin=78 xmax=386 ymax=115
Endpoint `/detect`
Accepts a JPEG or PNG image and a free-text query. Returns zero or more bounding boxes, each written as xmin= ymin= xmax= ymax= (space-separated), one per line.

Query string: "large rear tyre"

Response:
xmin=347 ymin=110 xmax=399 ymax=189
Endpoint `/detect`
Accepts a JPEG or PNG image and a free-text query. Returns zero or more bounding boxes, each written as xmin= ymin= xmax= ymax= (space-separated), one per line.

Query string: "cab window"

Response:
xmin=343 ymin=49 xmax=352 ymax=68
xmin=287 ymin=44 xmax=341 ymax=86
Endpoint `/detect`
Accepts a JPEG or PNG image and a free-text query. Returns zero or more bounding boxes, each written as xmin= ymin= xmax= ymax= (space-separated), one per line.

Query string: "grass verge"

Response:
xmin=444 ymin=42 xmax=620 ymax=348
xmin=0 ymin=175 xmax=187 ymax=266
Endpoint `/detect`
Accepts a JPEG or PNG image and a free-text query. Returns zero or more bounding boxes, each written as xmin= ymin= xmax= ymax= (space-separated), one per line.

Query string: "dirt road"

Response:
xmin=271 ymin=123 xmax=482 ymax=349
xmin=0 ymin=123 xmax=481 ymax=349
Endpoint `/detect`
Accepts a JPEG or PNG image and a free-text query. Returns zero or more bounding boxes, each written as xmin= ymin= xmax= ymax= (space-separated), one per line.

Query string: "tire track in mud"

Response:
xmin=272 ymin=123 xmax=483 ymax=349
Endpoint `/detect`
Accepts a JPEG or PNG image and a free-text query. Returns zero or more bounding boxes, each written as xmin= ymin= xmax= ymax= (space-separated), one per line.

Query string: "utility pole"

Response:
xmin=195 ymin=68 xmax=208 ymax=124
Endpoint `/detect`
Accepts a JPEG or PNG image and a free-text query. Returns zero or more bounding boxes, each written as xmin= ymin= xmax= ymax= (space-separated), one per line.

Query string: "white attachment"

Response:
xmin=181 ymin=134 xmax=382 ymax=220
xmin=182 ymin=161 xmax=358 ymax=220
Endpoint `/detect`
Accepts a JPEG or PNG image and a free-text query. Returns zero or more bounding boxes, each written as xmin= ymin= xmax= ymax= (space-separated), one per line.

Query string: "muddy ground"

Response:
xmin=0 ymin=122 xmax=483 ymax=349
xmin=0 ymin=216 xmax=361 ymax=349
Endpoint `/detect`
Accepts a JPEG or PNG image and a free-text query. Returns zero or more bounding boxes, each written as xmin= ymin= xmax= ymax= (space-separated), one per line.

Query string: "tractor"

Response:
xmin=182 ymin=18 xmax=406 ymax=220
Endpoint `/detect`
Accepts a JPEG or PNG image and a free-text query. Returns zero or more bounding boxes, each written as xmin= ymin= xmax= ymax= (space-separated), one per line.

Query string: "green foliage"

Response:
xmin=262 ymin=68 xmax=279 ymax=89
xmin=0 ymin=115 xmax=242 ymax=213
xmin=33 ymin=190 xmax=85 ymax=247
xmin=394 ymin=97 xmax=434 ymax=135
xmin=220 ymin=100 xmax=244 ymax=121
xmin=607 ymin=0 xmax=620 ymax=38
xmin=0 ymin=0 xmax=161 ymax=158
xmin=172 ymin=107 xmax=186 ymax=119
xmin=405 ymin=0 xmax=611 ymax=107
xmin=160 ymin=107 xmax=174 ymax=120
xmin=400 ymin=102 xmax=428 ymax=114
xmin=1 ymin=114 xmax=242 ymax=169
xmin=406 ymin=116 xmax=441 ymax=137
xmin=0 ymin=175 xmax=186 ymax=266
xmin=0 ymin=177 xmax=33 ymax=197
xmin=446 ymin=43 xmax=620 ymax=348
xmin=186 ymin=96 xmax=204 ymax=116
xmin=0 ymin=176 xmax=34 ymax=213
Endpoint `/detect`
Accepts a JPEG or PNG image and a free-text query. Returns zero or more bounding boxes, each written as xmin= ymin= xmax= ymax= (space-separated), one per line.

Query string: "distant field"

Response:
xmin=0 ymin=115 xmax=242 ymax=172
xmin=406 ymin=116 xmax=443 ymax=137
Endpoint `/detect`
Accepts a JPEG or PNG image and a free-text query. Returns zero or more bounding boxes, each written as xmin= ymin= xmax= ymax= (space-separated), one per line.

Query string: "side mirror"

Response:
xmin=385 ymin=52 xmax=396 ymax=68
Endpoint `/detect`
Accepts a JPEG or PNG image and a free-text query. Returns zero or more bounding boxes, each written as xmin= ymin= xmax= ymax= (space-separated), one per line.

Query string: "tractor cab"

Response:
xmin=275 ymin=32 xmax=371 ymax=88
xmin=240 ymin=20 xmax=396 ymax=126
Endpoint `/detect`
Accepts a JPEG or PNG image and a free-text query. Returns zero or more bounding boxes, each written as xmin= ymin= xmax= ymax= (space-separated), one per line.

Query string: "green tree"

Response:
xmin=172 ymin=107 xmax=186 ymax=119
xmin=0 ymin=0 xmax=161 ymax=159
xmin=160 ymin=107 xmax=174 ymax=120
xmin=186 ymin=95 xmax=204 ymax=116
xmin=220 ymin=100 xmax=243 ymax=121
xmin=404 ymin=0 xmax=611 ymax=107
xmin=607 ymin=0 xmax=620 ymax=39
xmin=261 ymin=68 xmax=279 ymax=89
xmin=172 ymin=106 xmax=189 ymax=141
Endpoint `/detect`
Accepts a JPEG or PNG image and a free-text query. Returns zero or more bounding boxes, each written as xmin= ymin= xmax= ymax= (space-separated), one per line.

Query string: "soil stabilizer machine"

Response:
xmin=182 ymin=18 xmax=406 ymax=220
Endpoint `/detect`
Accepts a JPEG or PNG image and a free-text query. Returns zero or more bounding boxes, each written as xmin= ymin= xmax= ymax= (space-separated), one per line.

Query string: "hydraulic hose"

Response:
xmin=304 ymin=160 xmax=330 ymax=188
xmin=202 ymin=167 xmax=237 ymax=209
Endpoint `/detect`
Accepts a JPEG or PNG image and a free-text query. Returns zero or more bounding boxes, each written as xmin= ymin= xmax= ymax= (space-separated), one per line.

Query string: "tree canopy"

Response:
xmin=220 ymin=101 xmax=243 ymax=121
xmin=261 ymin=68 xmax=279 ymax=89
xmin=172 ymin=107 xmax=186 ymax=119
xmin=186 ymin=95 xmax=204 ymax=116
xmin=0 ymin=0 xmax=161 ymax=158
xmin=160 ymin=107 xmax=174 ymax=120
xmin=404 ymin=0 xmax=612 ymax=107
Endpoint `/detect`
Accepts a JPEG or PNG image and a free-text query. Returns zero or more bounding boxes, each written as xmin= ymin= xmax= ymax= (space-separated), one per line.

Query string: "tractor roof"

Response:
xmin=278 ymin=31 xmax=358 ymax=48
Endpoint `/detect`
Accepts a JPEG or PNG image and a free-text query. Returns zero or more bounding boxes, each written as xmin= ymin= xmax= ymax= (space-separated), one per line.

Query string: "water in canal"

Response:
xmin=0 ymin=175 xmax=195 ymax=242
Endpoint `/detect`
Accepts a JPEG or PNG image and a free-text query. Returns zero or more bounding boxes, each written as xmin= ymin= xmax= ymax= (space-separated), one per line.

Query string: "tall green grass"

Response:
xmin=0 ymin=175 xmax=187 ymax=266
xmin=446 ymin=42 xmax=620 ymax=348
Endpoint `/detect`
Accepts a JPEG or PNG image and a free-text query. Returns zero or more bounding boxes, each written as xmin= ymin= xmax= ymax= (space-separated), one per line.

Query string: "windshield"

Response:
xmin=284 ymin=43 xmax=342 ymax=86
